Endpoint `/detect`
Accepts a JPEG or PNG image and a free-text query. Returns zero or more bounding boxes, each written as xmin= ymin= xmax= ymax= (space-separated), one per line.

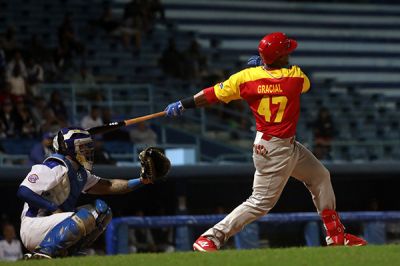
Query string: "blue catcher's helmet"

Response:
xmin=53 ymin=127 xmax=95 ymax=171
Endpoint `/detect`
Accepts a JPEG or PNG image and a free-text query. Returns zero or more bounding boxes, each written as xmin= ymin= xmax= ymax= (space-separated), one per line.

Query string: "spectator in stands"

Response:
xmin=81 ymin=105 xmax=103 ymax=130
xmin=0 ymin=99 xmax=17 ymax=138
xmin=25 ymin=56 xmax=44 ymax=97
xmin=30 ymin=97 xmax=48 ymax=131
xmin=152 ymin=208 xmax=174 ymax=253
xmin=118 ymin=0 xmax=144 ymax=50
xmin=101 ymin=108 xmax=130 ymax=141
xmin=28 ymin=35 xmax=48 ymax=62
xmin=0 ymin=223 xmax=22 ymax=261
xmin=29 ymin=132 xmax=55 ymax=165
xmin=48 ymin=91 xmax=68 ymax=124
xmin=159 ymin=38 xmax=184 ymax=79
xmin=149 ymin=0 xmax=166 ymax=23
xmin=40 ymin=109 xmax=66 ymax=134
xmin=0 ymin=26 xmax=18 ymax=57
xmin=312 ymin=107 xmax=334 ymax=160
xmin=129 ymin=122 xmax=157 ymax=146
xmin=52 ymin=46 xmax=75 ymax=78
xmin=14 ymin=98 xmax=36 ymax=138
xmin=39 ymin=53 xmax=57 ymax=82
xmin=183 ymin=38 xmax=207 ymax=80
xmin=0 ymin=121 xmax=6 ymax=139
xmin=93 ymin=140 xmax=115 ymax=165
xmin=71 ymin=65 xmax=97 ymax=87
xmin=58 ymin=13 xmax=85 ymax=55
xmin=95 ymin=6 xmax=121 ymax=34
xmin=137 ymin=0 xmax=163 ymax=35
xmin=6 ymin=65 xmax=26 ymax=99
xmin=151 ymin=227 xmax=174 ymax=252
xmin=6 ymin=51 xmax=27 ymax=80
xmin=129 ymin=210 xmax=156 ymax=253
xmin=0 ymin=82 xmax=13 ymax=105
xmin=0 ymin=46 xmax=6 ymax=78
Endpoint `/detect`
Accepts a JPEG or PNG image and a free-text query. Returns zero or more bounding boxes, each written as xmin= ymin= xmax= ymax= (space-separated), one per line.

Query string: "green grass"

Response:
xmin=2 ymin=245 xmax=400 ymax=266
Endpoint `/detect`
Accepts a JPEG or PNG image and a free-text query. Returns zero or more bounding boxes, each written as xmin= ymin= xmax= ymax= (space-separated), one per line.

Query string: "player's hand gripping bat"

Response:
xmin=87 ymin=111 xmax=166 ymax=135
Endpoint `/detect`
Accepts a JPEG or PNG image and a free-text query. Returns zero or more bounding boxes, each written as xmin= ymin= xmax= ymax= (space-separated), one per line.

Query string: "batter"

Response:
xmin=164 ymin=32 xmax=367 ymax=251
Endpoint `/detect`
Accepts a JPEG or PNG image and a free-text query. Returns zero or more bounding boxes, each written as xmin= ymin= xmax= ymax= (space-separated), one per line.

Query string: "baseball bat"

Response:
xmin=88 ymin=111 xmax=166 ymax=135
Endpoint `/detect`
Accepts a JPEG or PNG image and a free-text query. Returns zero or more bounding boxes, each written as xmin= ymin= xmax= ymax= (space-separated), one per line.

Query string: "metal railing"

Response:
xmin=41 ymin=83 xmax=156 ymax=125
xmin=1 ymin=83 xmax=397 ymax=164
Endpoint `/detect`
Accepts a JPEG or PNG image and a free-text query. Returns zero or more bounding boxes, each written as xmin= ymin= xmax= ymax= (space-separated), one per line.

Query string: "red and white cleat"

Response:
xmin=343 ymin=233 xmax=367 ymax=246
xmin=322 ymin=209 xmax=367 ymax=247
xmin=193 ymin=236 xmax=218 ymax=252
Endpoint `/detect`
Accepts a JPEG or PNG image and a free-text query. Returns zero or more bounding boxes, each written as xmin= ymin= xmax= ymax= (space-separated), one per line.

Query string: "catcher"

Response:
xmin=16 ymin=127 xmax=170 ymax=259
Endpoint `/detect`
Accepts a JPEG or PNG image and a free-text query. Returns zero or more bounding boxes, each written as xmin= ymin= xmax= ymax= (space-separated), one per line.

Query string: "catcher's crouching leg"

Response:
xmin=70 ymin=199 xmax=112 ymax=254
xmin=35 ymin=199 xmax=112 ymax=258
xmin=34 ymin=209 xmax=97 ymax=258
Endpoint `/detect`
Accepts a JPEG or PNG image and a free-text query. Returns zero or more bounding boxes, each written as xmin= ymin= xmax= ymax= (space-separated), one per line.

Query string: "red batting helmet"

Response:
xmin=258 ymin=32 xmax=297 ymax=65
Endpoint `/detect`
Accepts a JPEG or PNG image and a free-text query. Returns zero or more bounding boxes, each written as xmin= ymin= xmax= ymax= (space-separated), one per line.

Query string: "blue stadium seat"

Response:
xmin=103 ymin=141 xmax=134 ymax=154
xmin=0 ymin=139 xmax=38 ymax=155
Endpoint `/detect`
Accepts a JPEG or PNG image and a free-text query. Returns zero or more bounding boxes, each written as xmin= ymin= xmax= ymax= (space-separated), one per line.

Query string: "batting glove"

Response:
xmin=247 ymin=55 xmax=263 ymax=67
xmin=165 ymin=101 xmax=184 ymax=117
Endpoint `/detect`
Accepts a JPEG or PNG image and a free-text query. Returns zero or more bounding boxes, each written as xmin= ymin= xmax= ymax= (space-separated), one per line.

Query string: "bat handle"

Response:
xmin=124 ymin=111 xmax=166 ymax=126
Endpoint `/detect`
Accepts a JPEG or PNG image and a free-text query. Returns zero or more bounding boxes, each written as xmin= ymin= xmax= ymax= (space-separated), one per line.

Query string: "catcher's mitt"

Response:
xmin=139 ymin=147 xmax=171 ymax=183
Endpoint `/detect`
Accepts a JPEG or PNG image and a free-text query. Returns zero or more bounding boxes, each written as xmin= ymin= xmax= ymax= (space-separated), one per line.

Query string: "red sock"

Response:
xmin=321 ymin=209 xmax=344 ymax=245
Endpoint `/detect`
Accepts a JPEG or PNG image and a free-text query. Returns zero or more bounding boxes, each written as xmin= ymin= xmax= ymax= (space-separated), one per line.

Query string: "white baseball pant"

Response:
xmin=202 ymin=132 xmax=336 ymax=248
xmin=20 ymin=212 xmax=74 ymax=251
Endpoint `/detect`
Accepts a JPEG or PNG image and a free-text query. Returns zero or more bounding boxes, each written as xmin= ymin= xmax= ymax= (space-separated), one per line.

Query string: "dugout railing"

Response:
xmin=105 ymin=211 xmax=400 ymax=254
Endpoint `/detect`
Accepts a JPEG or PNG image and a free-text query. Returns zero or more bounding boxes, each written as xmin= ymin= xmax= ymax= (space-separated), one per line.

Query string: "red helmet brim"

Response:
xmin=287 ymin=39 xmax=297 ymax=54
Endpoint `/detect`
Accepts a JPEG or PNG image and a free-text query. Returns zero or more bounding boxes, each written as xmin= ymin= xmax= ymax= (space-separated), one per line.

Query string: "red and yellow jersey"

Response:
xmin=203 ymin=65 xmax=310 ymax=138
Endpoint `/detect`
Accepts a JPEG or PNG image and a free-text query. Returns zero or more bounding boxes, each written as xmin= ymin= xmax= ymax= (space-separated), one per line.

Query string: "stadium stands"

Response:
xmin=0 ymin=0 xmax=399 ymax=163
xmin=160 ymin=0 xmax=400 ymax=162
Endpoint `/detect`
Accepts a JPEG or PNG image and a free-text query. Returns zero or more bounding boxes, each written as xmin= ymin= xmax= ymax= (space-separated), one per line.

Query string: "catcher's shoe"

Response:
xmin=23 ymin=253 xmax=33 ymax=260
xmin=23 ymin=252 xmax=52 ymax=260
xmin=193 ymin=236 xmax=218 ymax=252
xmin=322 ymin=209 xmax=367 ymax=246
xmin=32 ymin=252 xmax=53 ymax=259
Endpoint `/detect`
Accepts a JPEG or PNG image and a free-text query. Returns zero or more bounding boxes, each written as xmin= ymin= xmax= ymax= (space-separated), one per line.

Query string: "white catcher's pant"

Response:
xmin=202 ymin=132 xmax=336 ymax=248
xmin=20 ymin=212 xmax=74 ymax=251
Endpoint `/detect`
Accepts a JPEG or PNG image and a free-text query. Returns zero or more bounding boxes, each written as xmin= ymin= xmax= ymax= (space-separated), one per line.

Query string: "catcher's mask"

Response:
xmin=53 ymin=127 xmax=95 ymax=171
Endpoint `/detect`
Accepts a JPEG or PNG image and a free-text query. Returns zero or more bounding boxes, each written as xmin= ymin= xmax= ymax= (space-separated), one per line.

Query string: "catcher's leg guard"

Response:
xmin=321 ymin=209 xmax=367 ymax=246
xmin=69 ymin=199 xmax=112 ymax=254
xmin=35 ymin=208 xmax=96 ymax=257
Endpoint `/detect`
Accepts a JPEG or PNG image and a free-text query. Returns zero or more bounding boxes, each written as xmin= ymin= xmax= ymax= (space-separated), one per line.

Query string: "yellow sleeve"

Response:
xmin=213 ymin=70 xmax=245 ymax=103
xmin=295 ymin=66 xmax=310 ymax=93
xmin=302 ymin=73 xmax=310 ymax=93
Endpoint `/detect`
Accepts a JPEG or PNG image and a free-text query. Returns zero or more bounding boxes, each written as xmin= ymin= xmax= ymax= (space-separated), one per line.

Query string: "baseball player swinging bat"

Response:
xmin=87 ymin=111 xmax=166 ymax=135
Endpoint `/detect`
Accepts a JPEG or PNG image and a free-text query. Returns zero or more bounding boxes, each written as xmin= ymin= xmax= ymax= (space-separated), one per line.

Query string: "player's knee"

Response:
xmin=73 ymin=208 xmax=97 ymax=236
xmin=94 ymin=199 xmax=108 ymax=213
xmin=93 ymin=199 xmax=112 ymax=227
xmin=319 ymin=167 xmax=331 ymax=184
xmin=79 ymin=199 xmax=112 ymax=230
xmin=322 ymin=166 xmax=330 ymax=178
xmin=246 ymin=195 xmax=273 ymax=216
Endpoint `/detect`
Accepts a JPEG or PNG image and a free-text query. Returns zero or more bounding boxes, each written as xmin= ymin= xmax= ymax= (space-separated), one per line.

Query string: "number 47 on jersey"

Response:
xmin=257 ymin=96 xmax=288 ymax=123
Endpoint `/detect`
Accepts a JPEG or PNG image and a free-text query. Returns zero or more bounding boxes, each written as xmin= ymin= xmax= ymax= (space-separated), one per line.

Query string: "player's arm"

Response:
xmin=16 ymin=165 xmax=67 ymax=213
xmin=86 ymin=177 xmax=150 ymax=195
xmin=86 ymin=147 xmax=170 ymax=195
xmin=17 ymin=186 xmax=59 ymax=212
xmin=165 ymin=72 xmax=243 ymax=116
